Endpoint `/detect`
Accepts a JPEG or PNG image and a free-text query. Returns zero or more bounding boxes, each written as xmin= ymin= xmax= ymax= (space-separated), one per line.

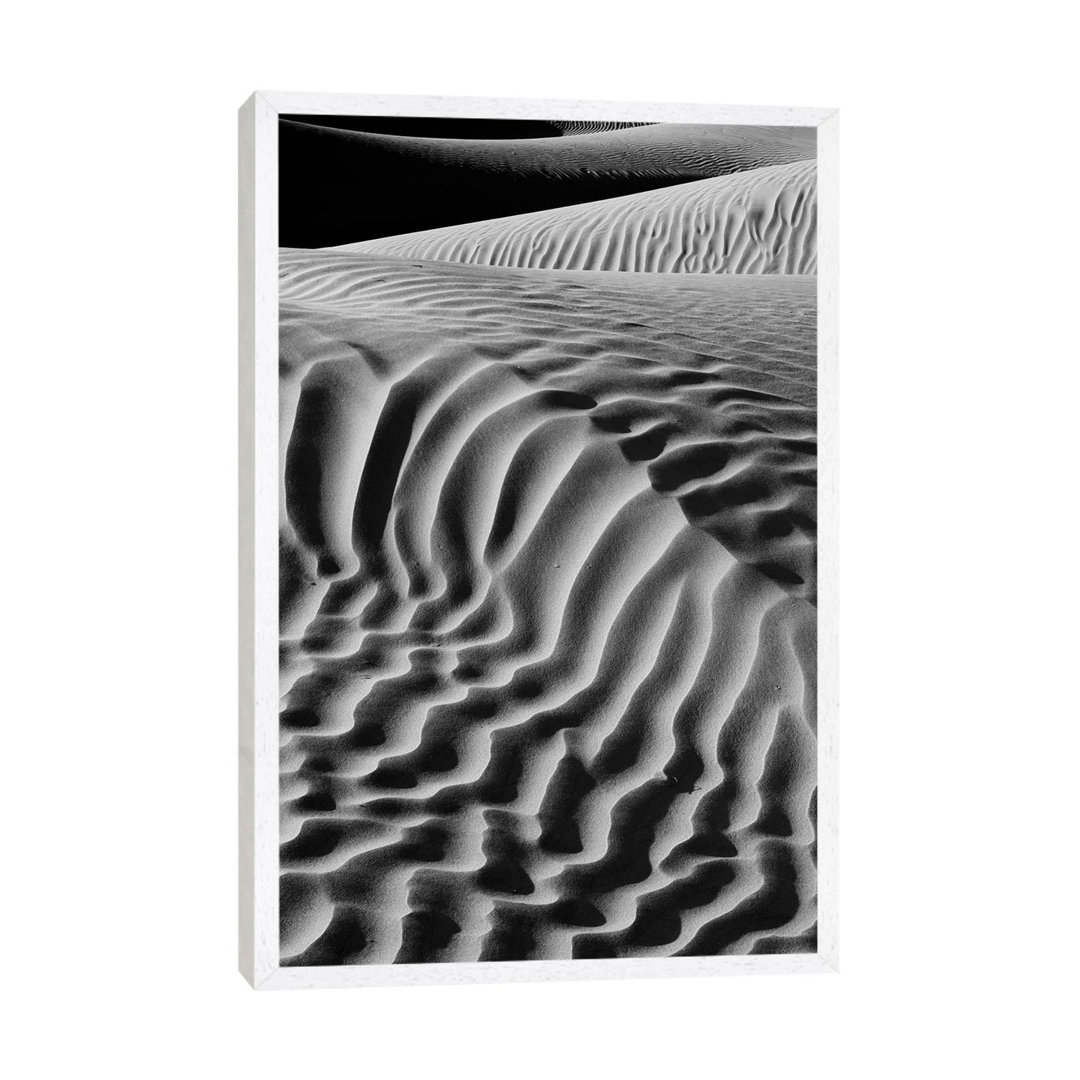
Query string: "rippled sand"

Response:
xmin=340 ymin=161 xmax=816 ymax=274
xmin=279 ymin=126 xmax=818 ymax=965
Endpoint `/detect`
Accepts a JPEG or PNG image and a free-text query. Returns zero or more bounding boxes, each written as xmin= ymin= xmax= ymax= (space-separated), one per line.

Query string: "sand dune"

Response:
xmin=279 ymin=121 xmax=815 ymax=246
xmin=338 ymin=161 xmax=816 ymax=274
xmin=277 ymin=249 xmax=818 ymax=963
xmin=549 ymin=120 xmax=657 ymax=136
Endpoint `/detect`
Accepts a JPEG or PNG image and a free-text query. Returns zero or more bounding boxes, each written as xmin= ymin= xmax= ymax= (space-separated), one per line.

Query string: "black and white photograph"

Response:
xmin=276 ymin=113 xmax=821 ymax=967
xmin=7 ymin=1 xmax=1078 ymax=1074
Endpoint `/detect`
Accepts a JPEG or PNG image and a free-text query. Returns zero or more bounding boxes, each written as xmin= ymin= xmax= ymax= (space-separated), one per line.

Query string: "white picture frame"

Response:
xmin=239 ymin=91 xmax=838 ymax=989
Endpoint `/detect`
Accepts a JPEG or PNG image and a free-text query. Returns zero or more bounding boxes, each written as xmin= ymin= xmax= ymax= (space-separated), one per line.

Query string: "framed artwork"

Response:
xmin=239 ymin=92 xmax=837 ymax=989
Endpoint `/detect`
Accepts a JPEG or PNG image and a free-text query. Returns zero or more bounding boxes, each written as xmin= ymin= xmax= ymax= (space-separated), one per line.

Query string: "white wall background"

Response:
xmin=5 ymin=2 xmax=1075 ymax=1076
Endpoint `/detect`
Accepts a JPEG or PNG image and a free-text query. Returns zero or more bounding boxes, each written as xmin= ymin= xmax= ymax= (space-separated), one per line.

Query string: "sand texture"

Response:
xmin=339 ymin=161 xmax=816 ymax=274
xmin=278 ymin=121 xmax=818 ymax=965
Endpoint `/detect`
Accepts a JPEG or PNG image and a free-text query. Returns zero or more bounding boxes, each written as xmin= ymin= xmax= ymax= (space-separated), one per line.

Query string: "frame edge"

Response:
xmin=238 ymin=91 xmax=256 ymax=988
xmin=815 ymin=108 xmax=839 ymax=973
xmin=259 ymin=90 xmax=836 ymax=128
xmin=240 ymin=90 xmax=281 ymax=988
xmin=258 ymin=952 xmax=836 ymax=991
xmin=243 ymin=93 xmax=839 ymax=988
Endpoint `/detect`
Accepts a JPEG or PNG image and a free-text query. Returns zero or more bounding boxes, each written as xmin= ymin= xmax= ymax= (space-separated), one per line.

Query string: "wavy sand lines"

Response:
xmin=340 ymin=161 xmax=816 ymax=275
xmin=278 ymin=248 xmax=818 ymax=963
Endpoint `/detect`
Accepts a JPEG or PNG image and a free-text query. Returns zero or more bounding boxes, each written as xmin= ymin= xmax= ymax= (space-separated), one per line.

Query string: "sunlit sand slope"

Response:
xmin=277 ymin=250 xmax=818 ymax=963
xmin=340 ymin=161 xmax=815 ymax=274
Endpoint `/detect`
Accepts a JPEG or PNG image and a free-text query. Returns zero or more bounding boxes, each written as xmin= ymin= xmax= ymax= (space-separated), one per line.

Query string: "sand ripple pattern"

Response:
xmin=340 ymin=162 xmax=815 ymax=274
xmin=551 ymin=121 xmax=657 ymax=136
xmin=278 ymin=252 xmax=818 ymax=963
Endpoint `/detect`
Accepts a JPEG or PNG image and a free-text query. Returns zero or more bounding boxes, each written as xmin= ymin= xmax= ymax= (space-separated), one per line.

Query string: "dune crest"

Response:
xmin=549 ymin=120 xmax=658 ymax=136
xmin=337 ymin=161 xmax=816 ymax=274
xmin=283 ymin=119 xmax=815 ymax=176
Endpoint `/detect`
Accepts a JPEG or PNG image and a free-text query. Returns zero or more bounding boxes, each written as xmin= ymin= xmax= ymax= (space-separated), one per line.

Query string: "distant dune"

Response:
xmin=280 ymin=121 xmax=815 ymax=246
xmin=548 ymin=120 xmax=657 ymax=136
xmin=277 ymin=248 xmax=818 ymax=964
xmin=338 ymin=161 xmax=816 ymax=274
